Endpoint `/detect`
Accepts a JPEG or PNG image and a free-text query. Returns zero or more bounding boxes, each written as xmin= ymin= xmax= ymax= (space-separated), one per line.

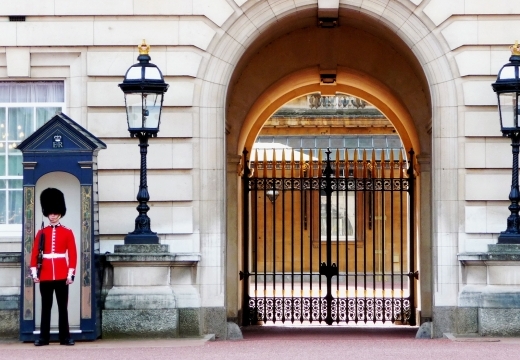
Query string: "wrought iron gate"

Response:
xmin=240 ymin=147 xmax=418 ymax=326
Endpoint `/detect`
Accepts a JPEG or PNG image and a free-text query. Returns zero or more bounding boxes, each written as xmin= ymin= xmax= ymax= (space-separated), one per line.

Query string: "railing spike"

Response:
xmin=298 ymin=148 xmax=303 ymax=178
xmin=318 ymin=149 xmax=323 ymax=176
xmin=272 ymin=146 xmax=277 ymax=179
xmin=371 ymin=148 xmax=377 ymax=178
xmin=389 ymin=149 xmax=394 ymax=179
xmin=253 ymin=148 xmax=259 ymax=179
xmin=282 ymin=146 xmax=286 ymax=179
xmin=399 ymin=149 xmax=404 ymax=179
xmin=381 ymin=148 xmax=386 ymax=178
xmin=309 ymin=149 xmax=314 ymax=177
xmin=363 ymin=149 xmax=367 ymax=178
xmin=353 ymin=148 xmax=358 ymax=178
xmin=335 ymin=148 xmax=340 ymax=178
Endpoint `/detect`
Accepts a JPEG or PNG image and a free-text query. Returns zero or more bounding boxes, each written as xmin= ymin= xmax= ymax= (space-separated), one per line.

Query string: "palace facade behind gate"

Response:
xmin=1 ymin=0 xmax=520 ymax=339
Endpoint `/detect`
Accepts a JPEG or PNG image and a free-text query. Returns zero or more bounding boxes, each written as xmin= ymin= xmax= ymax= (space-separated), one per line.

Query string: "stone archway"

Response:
xmin=236 ymin=67 xmax=421 ymax=154
xmin=198 ymin=1 xmax=457 ymax=327
xmin=233 ymin=64 xmax=425 ymax=325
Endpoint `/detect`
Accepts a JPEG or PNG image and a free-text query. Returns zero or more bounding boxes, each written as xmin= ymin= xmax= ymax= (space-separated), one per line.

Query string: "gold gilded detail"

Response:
xmin=511 ymin=41 xmax=520 ymax=56
xmin=138 ymin=39 xmax=150 ymax=55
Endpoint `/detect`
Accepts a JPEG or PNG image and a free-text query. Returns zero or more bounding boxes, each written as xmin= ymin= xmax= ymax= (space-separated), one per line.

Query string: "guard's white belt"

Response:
xmin=42 ymin=253 xmax=66 ymax=259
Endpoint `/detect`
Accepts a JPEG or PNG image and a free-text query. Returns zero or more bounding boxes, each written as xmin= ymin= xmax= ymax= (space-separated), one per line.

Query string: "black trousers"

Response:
xmin=39 ymin=280 xmax=70 ymax=341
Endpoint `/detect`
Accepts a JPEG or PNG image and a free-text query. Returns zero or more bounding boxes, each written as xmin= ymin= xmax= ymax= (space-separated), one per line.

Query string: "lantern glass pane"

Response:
xmin=125 ymin=93 xmax=145 ymax=130
xmin=126 ymin=66 xmax=142 ymax=80
xmin=142 ymin=93 xmax=162 ymax=129
xmin=498 ymin=92 xmax=519 ymax=129
xmin=124 ymin=93 xmax=163 ymax=130
xmin=144 ymin=67 xmax=161 ymax=80
xmin=499 ymin=65 xmax=516 ymax=80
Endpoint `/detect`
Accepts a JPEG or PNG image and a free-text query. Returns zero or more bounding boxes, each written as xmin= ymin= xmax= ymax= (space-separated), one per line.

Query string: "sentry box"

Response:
xmin=17 ymin=113 xmax=106 ymax=342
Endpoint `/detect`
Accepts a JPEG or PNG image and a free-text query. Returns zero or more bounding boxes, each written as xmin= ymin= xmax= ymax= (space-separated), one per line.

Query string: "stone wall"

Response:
xmin=0 ymin=0 xmax=519 ymax=337
xmin=0 ymin=253 xmax=20 ymax=338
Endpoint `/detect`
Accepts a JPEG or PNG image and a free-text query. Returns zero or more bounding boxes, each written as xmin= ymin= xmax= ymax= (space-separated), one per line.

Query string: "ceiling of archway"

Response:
xmin=226 ymin=8 xmax=431 ymax=155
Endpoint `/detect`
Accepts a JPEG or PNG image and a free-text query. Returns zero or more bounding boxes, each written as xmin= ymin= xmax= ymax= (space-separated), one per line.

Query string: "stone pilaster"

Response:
xmin=103 ymin=244 xmax=200 ymax=338
xmin=457 ymin=244 xmax=520 ymax=336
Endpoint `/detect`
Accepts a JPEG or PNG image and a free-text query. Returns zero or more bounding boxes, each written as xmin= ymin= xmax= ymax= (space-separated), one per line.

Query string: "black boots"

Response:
xmin=60 ymin=338 xmax=75 ymax=346
xmin=34 ymin=338 xmax=49 ymax=346
xmin=34 ymin=338 xmax=75 ymax=346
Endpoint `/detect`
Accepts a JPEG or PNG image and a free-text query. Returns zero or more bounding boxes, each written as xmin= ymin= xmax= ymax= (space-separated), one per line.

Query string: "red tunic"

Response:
xmin=30 ymin=224 xmax=77 ymax=281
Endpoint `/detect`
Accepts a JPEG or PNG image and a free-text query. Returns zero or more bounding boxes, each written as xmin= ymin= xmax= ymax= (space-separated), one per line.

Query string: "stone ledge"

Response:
xmin=459 ymin=245 xmax=520 ymax=263
xmin=106 ymin=252 xmax=201 ymax=266
xmin=460 ymin=243 xmax=520 ymax=259
xmin=104 ymin=286 xmax=176 ymax=310
xmin=106 ymin=244 xmax=200 ymax=265
xmin=460 ymin=285 xmax=520 ymax=308
xmin=488 ymin=244 xmax=520 ymax=253
xmin=0 ymin=294 xmax=19 ymax=310
xmin=0 ymin=253 xmax=21 ymax=263
xmin=114 ymin=244 xmax=169 ymax=254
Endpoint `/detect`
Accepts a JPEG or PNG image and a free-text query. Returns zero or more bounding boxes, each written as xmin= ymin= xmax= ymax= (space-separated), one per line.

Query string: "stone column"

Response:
xmin=416 ymin=153 xmax=432 ymax=322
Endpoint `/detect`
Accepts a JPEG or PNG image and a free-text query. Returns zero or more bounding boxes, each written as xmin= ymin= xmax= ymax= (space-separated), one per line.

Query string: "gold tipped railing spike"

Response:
xmin=390 ymin=148 xmax=395 ymax=179
xmin=309 ymin=149 xmax=314 ymax=177
xmin=282 ymin=148 xmax=286 ymax=179
xmin=262 ymin=148 xmax=267 ymax=178
xmin=371 ymin=149 xmax=377 ymax=178
xmin=294 ymin=149 xmax=299 ymax=179
xmin=272 ymin=147 xmax=276 ymax=179
xmin=335 ymin=149 xmax=340 ymax=177
xmin=399 ymin=149 xmax=404 ymax=179
xmin=353 ymin=148 xmax=358 ymax=178
xmin=381 ymin=148 xmax=386 ymax=177
xmin=318 ymin=149 xmax=323 ymax=175
xmin=297 ymin=149 xmax=302 ymax=178
xmin=362 ymin=149 xmax=367 ymax=178
xmin=345 ymin=148 xmax=349 ymax=176
xmin=253 ymin=149 xmax=259 ymax=178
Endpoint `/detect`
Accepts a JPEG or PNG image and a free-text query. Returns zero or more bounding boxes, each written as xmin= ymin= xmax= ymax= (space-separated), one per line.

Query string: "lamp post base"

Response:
xmin=498 ymin=232 xmax=520 ymax=244
xmin=124 ymin=232 xmax=159 ymax=245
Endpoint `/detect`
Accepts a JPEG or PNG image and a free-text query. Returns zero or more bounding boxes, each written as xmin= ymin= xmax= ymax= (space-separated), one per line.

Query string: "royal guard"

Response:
xmin=30 ymin=188 xmax=77 ymax=346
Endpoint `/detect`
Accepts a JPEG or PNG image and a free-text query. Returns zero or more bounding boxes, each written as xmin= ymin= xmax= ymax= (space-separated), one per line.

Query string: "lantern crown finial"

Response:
xmin=511 ymin=41 xmax=520 ymax=56
xmin=138 ymin=40 xmax=150 ymax=55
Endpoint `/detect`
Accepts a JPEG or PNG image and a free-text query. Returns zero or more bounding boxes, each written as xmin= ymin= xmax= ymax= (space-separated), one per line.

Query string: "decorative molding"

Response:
xmin=307 ymin=94 xmax=368 ymax=110
xmin=22 ymin=186 xmax=35 ymax=321
xmin=78 ymin=161 xmax=93 ymax=169
xmin=81 ymin=185 xmax=92 ymax=319
xmin=22 ymin=162 xmax=37 ymax=170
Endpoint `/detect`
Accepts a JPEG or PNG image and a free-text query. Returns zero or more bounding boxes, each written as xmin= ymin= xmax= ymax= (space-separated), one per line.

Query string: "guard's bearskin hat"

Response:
xmin=40 ymin=188 xmax=66 ymax=217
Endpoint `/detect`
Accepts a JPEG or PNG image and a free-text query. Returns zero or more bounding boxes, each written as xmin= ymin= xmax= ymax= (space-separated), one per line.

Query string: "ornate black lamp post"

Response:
xmin=492 ymin=41 xmax=520 ymax=244
xmin=119 ymin=40 xmax=169 ymax=244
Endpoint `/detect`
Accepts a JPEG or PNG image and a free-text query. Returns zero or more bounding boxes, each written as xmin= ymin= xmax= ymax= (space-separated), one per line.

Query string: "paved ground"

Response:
xmin=2 ymin=325 xmax=520 ymax=360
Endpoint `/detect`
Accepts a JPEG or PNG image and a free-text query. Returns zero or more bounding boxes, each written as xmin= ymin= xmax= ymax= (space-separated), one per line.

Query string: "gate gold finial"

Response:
xmin=511 ymin=41 xmax=520 ymax=56
xmin=138 ymin=40 xmax=150 ymax=55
